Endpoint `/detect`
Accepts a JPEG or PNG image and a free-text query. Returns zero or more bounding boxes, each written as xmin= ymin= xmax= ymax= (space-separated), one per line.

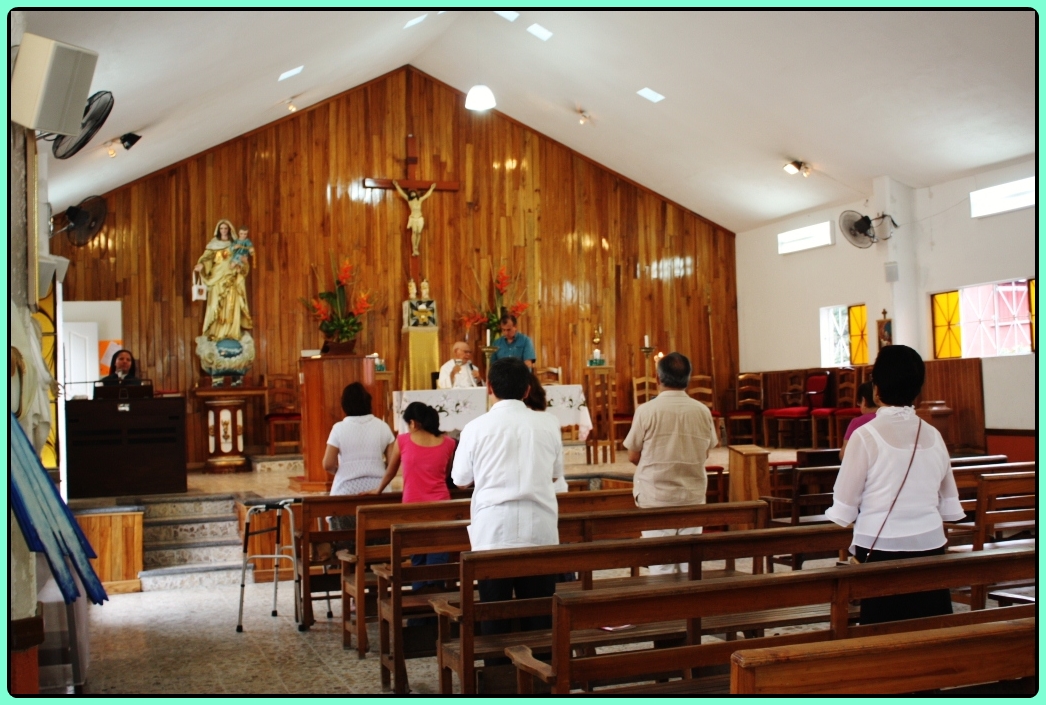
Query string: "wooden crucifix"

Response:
xmin=365 ymin=135 xmax=459 ymax=263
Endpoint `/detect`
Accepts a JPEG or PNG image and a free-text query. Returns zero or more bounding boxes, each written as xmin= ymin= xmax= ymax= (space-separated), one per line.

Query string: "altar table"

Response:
xmin=392 ymin=384 xmax=592 ymax=439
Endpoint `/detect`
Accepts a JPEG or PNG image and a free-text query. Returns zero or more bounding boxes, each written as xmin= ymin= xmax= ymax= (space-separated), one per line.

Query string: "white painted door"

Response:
xmin=63 ymin=322 xmax=99 ymax=400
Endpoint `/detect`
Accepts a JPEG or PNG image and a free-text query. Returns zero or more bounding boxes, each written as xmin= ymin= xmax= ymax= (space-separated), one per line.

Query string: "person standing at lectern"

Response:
xmin=437 ymin=341 xmax=481 ymax=389
xmin=100 ymin=349 xmax=142 ymax=386
xmin=490 ymin=314 xmax=536 ymax=370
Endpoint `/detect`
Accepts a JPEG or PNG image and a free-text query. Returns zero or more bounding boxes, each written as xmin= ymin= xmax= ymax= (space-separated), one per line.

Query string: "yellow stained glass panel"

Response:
xmin=848 ymin=304 xmax=868 ymax=365
xmin=932 ymin=291 xmax=962 ymax=359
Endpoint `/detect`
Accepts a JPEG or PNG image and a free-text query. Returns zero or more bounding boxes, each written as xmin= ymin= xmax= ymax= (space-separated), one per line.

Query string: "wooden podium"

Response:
xmin=728 ymin=444 xmax=771 ymax=529
xmin=290 ymin=355 xmax=385 ymax=492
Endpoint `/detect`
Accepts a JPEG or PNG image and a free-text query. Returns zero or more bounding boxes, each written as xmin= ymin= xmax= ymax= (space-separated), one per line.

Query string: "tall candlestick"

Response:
xmin=644 ymin=334 xmax=650 ymax=347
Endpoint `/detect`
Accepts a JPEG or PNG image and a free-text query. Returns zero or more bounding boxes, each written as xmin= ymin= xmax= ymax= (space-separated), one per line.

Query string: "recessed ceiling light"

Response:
xmin=527 ymin=23 xmax=553 ymax=41
xmin=636 ymin=87 xmax=665 ymax=103
xmin=494 ymin=10 xmax=519 ymax=21
xmin=278 ymin=65 xmax=304 ymax=82
xmin=404 ymin=14 xmax=428 ymax=29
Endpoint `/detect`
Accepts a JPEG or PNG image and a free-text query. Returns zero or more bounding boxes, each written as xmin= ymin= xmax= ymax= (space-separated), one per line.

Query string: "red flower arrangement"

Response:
xmin=459 ymin=263 xmax=528 ymax=339
xmin=301 ymin=253 xmax=371 ymax=342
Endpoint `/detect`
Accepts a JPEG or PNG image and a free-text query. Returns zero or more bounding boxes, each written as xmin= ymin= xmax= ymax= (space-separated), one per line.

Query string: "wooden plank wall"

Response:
xmin=52 ymin=66 xmax=739 ymax=465
xmin=74 ymin=512 xmax=144 ymax=594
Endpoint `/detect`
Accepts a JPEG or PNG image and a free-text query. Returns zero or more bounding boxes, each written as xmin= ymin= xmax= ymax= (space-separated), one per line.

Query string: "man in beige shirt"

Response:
xmin=623 ymin=352 xmax=717 ymax=574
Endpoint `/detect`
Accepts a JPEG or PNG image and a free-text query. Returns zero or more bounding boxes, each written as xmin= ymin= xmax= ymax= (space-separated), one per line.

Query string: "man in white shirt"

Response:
xmin=437 ymin=341 xmax=482 ymax=389
xmin=452 ymin=356 xmax=564 ymax=638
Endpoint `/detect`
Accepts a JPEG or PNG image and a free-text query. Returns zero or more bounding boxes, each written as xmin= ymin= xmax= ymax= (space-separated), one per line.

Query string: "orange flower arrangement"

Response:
xmin=301 ymin=253 xmax=371 ymax=342
xmin=460 ymin=263 xmax=528 ymax=337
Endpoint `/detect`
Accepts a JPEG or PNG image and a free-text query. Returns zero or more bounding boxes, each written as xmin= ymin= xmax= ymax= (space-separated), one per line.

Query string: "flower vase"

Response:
xmin=321 ymin=339 xmax=357 ymax=356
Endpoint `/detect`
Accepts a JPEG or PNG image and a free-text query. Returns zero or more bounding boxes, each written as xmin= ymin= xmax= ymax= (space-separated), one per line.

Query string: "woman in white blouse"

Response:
xmin=826 ymin=345 xmax=965 ymax=624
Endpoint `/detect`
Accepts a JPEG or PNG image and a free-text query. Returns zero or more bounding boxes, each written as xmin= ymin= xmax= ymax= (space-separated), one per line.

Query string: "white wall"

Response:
xmin=736 ymin=197 xmax=894 ymax=371
xmin=736 ymin=159 xmax=1035 ymax=429
xmin=63 ymin=300 xmax=122 ymax=340
xmin=981 ymin=355 xmax=1035 ymax=430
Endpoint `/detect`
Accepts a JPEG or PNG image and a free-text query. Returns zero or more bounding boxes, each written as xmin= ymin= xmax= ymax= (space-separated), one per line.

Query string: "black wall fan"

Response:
xmin=838 ymin=211 xmax=897 ymax=249
xmin=52 ymin=91 xmax=114 ymax=160
xmin=54 ymin=196 xmax=108 ymax=247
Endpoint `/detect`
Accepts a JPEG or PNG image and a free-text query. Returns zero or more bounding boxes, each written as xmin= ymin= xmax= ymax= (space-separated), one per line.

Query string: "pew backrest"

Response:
xmin=547 ymin=546 xmax=1035 ymax=693
xmin=973 ymin=471 xmax=1035 ymax=550
xmin=730 ymin=617 xmax=1036 ymax=694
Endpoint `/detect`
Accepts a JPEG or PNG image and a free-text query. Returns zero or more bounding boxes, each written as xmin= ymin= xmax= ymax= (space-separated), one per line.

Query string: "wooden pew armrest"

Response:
xmin=371 ymin=563 xmax=392 ymax=580
xmin=336 ymin=549 xmax=357 ymax=565
xmin=429 ymin=597 xmax=462 ymax=622
xmin=760 ymin=496 xmax=790 ymax=505
xmin=505 ymin=645 xmax=555 ymax=683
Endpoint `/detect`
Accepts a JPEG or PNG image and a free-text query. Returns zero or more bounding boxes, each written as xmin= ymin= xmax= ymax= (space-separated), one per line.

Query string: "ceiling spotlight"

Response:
xmin=105 ymin=141 xmax=116 ymax=158
xmin=465 ymin=85 xmax=496 ymax=111
xmin=783 ymin=160 xmax=803 ymax=175
xmin=286 ymin=101 xmax=298 ymax=113
xmin=120 ymin=133 xmax=141 ymax=150
xmin=578 ymin=110 xmax=591 ymax=125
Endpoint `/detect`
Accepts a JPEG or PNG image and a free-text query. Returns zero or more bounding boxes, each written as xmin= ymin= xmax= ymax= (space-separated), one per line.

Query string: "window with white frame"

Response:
xmin=820 ymin=304 xmax=868 ymax=367
xmin=932 ymin=279 xmax=1034 ymax=359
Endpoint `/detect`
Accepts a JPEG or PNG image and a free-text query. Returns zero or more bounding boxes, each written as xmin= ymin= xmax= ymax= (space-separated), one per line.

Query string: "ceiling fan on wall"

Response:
xmin=838 ymin=210 xmax=898 ymax=249
xmin=47 ymin=90 xmax=115 ymax=159
xmin=53 ymin=196 xmax=108 ymax=247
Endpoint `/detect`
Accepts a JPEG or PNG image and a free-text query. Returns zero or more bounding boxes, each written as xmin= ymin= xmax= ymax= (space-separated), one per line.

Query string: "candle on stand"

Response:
xmin=486 ymin=329 xmax=491 ymax=346
xmin=644 ymin=334 xmax=650 ymax=347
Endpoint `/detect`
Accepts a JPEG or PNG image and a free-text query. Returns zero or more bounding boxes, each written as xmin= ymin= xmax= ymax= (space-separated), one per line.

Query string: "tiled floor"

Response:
xmin=72 ymin=446 xmax=806 ymax=694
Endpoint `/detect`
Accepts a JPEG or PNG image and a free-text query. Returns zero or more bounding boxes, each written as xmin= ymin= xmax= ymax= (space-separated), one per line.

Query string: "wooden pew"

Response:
xmin=949 ymin=454 xmax=1009 ymax=467
xmin=964 ymin=471 xmax=1035 ymax=609
xmin=730 ymin=617 xmax=1035 ymax=694
xmin=377 ymin=501 xmax=767 ymax=693
xmin=760 ymin=466 xmax=839 ymax=570
xmin=295 ymin=493 xmax=454 ymax=631
xmin=342 ymin=489 xmax=640 ymax=655
xmin=508 ymin=546 xmax=1034 ymax=694
xmin=434 ymin=523 xmax=852 ymax=694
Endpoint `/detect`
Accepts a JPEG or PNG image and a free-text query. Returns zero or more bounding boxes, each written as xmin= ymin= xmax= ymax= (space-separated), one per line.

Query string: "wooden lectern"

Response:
xmin=291 ymin=355 xmax=385 ymax=492
xmin=728 ymin=444 xmax=771 ymax=529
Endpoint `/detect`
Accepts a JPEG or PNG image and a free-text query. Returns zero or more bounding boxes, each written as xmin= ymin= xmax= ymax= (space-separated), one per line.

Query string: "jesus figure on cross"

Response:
xmin=393 ymin=180 xmax=436 ymax=256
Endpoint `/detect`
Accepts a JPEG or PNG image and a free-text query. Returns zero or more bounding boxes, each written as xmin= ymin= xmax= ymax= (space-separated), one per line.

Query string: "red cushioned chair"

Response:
xmin=762 ymin=371 xmax=830 ymax=448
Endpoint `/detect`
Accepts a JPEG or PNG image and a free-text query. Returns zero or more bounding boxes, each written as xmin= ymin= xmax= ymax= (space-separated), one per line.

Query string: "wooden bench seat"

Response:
xmin=761 ymin=466 xmax=840 ymax=569
xmin=294 ymin=492 xmax=466 ymax=630
xmin=508 ymin=545 xmax=1034 ymax=694
xmin=376 ymin=501 xmax=767 ymax=693
xmin=730 ymin=617 xmax=1036 ymax=694
xmin=435 ymin=522 xmax=851 ymax=694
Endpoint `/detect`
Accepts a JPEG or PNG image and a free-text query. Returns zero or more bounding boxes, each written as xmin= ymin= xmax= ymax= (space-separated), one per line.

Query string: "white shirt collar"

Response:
xmin=876 ymin=405 xmax=916 ymax=420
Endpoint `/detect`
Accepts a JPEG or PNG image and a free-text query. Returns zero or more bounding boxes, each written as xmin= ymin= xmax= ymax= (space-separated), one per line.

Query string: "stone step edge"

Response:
xmin=136 ymin=493 xmax=238 ymax=505
xmin=144 ymin=513 xmax=239 ymax=528
xmin=143 ymin=537 xmax=244 ymax=552
xmin=139 ymin=562 xmax=252 ymax=578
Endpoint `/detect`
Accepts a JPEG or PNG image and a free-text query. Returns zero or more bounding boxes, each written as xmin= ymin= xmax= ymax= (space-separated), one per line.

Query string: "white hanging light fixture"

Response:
xmin=465 ymin=85 xmax=496 ymax=111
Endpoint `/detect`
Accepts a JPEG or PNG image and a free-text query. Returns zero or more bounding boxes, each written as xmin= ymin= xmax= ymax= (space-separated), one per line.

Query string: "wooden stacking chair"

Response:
xmin=264 ymin=374 xmax=302 ymax=455
xmin=725 ymin=372 xmax=763 ymax=445
xmin=535 ymin=366 xmax=562 ymax=385
xmin=688 ymin=373 xmax=726 ymax=444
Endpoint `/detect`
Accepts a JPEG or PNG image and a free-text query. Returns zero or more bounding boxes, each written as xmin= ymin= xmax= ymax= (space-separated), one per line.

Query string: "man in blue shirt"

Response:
xmin=490 ymin=314 xmax=536 ymax=369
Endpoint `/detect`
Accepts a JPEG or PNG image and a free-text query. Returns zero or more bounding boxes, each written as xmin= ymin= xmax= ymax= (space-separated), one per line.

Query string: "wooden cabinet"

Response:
xmin=292 ymin=355 xmax=383 ymax=492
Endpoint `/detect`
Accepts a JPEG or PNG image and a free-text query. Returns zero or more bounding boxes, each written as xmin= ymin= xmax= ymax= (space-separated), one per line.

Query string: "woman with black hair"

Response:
xmin=372 ymin=402 xmax=456 ymax=597
xmin=826 ymin=345 xmax=965 ymax=624
xmin=372 ymin=401 xmax=456 ymax=500
xmin=100 ymin=349 xmax=142 ymax=386
xmin=322 ymin=382 xmax=395 ymax=497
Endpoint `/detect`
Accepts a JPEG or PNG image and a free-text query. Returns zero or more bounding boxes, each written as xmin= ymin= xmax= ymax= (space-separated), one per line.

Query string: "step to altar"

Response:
xmin=248 ymin=454 xmax=303 ymax=473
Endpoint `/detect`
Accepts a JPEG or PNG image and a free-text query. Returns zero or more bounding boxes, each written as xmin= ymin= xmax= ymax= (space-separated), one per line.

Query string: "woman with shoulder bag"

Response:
xmin=825 ymin=345 xmax=965 ymax=624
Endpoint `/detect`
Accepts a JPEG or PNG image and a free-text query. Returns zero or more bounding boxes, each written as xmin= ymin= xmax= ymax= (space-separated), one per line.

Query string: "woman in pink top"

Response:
xmin=840 ymin=381 xmax=879 ymax=459
xmin=373 ymin=402 xmax=456 ymax=593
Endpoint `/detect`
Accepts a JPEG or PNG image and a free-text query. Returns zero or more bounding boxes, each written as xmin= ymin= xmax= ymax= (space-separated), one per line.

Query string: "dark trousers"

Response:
xmin=407 ymin=552 xmax=449 ymax=627
xmin=478 ymin=574 xmax=557 ymax=666
xmin=854 ymin=545 xmax=953 ymax=625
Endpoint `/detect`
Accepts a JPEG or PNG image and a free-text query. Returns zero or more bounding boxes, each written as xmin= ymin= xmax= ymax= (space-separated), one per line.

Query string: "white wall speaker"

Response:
xmin=11 ymin=33 xmax=98 ymax=136
xmin=884 ymin=261 xmax=900 ymax=283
